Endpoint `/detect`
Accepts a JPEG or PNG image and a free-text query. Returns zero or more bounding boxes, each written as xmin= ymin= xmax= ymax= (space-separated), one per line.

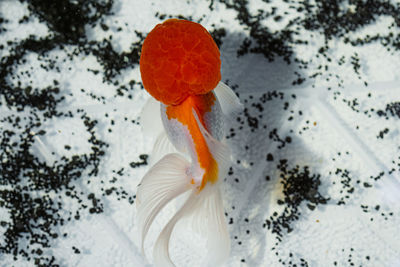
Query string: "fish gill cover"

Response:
xmin=0 ymin=0 xmax=400 ymax=266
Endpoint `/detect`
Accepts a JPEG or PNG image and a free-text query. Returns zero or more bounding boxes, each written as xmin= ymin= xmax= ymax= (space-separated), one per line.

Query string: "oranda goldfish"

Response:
xmin=136 ymin=19 xmax=242 ymax=267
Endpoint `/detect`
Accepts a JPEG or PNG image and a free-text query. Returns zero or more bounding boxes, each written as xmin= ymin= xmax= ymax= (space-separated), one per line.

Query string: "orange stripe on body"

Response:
xmin=166 ymin=92 xmax=218 ymax=191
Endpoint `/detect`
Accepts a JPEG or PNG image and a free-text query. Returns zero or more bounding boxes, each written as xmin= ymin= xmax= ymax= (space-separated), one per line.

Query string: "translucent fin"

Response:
xmin=136 ymin=153 xmax=191 ymax=256
xmin=153 ymin=191 xmax=198 ymax=267
xmin=189 ymin=186 xmax=230 ymax=266
xmin=153 ymin=187 xmax=230 ymax=267
xmin=149 ymin=132 xmax=177 ymax=167
xmin=140 ymin=97 xmax=163 ymax=138
xmin=214 ymin=82 xmax=243 ymax=115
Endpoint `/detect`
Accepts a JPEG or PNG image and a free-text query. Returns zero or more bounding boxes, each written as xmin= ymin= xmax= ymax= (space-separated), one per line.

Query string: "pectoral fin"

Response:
xmin=140 ymin=97 xmax=163 ymax=138
xmin=213 ymin=82 xmax=243 ymax=115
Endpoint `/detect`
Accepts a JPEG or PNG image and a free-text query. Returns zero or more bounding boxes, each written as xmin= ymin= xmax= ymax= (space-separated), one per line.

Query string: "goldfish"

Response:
xmin=136 ymin=19 xmax=242 ymax=267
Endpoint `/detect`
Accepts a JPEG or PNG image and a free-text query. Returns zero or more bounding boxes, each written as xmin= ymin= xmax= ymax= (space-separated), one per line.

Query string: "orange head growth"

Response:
xmin=140 ymin=19 xmax=221 ymax=105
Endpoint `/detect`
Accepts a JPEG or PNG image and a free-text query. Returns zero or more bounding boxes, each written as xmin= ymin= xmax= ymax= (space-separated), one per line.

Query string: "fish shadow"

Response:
xmin=218 ymin=31 xmax=328 ymax=265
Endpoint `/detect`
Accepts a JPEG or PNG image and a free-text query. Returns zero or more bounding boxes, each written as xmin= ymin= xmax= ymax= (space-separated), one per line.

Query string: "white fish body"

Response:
xmin=137 ymin=82 xmax=242 ymax=266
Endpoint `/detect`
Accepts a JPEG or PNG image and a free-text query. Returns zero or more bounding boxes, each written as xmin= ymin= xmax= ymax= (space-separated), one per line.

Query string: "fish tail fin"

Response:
xmin=153 ymin=185 xmax=230 ymax=267
xmin=136 ymin=153 xmax=192 ymax=258
xmin=189 ymin=185 xmax=230 ymax=265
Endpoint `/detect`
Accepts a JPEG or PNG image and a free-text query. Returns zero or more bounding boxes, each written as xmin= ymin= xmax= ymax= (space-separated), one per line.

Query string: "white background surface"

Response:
xmin=1 ymin=0 xmax=400 ymax=266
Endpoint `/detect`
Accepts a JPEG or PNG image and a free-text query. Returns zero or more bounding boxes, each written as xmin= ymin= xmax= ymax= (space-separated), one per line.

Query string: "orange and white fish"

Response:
xmin=136 ymin=19 xmax=242 ymax=267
